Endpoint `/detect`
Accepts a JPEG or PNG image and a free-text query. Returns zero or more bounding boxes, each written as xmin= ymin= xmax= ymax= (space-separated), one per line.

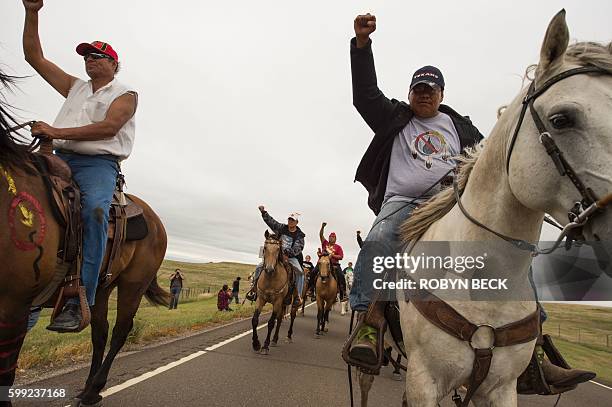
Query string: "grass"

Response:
xmin=158 ymin=260 xmax=255 ymax=291
xmin=16 ymin=260 xmax=261 ymax=381
xmin=541 ymin=302 xmax=612 ymax=385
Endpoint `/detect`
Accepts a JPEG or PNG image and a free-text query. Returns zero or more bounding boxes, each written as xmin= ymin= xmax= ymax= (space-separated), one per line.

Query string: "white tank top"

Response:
xmin=53 ymin=78 xmax=136 ymax=160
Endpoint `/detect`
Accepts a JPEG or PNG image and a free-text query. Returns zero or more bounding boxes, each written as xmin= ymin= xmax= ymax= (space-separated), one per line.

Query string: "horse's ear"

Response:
xmin=537 ymin=9 xmax=569 ymax=81
xmin=265 ymin=230 xmax=270 ymax=239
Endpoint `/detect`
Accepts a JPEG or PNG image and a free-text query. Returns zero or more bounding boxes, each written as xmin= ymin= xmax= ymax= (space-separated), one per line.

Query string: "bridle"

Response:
xmin=456 ymin=66 xmax=612 ymax=255
xmin=263 ymin=237 xmax=282 ymax=272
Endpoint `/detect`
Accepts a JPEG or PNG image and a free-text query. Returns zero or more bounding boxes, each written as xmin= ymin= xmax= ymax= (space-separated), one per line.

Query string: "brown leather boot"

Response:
xmin=540 ymin=356 xmax=596 ymax=387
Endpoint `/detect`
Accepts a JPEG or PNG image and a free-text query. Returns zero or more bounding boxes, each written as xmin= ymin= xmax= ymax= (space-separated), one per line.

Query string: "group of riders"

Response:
xmin=17 ymin=0 xmax=597 ymax=398
xmin=246 ymin=207 xmax=353 ymax=315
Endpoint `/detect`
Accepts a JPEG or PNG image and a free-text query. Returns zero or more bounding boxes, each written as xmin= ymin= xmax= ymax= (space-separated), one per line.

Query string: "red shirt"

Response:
xmin=322 ymin=239 xmax=344 ymax=264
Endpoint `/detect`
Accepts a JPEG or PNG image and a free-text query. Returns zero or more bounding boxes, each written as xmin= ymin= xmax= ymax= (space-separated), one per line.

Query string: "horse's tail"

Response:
xmin=145 ymin=276 xmax=171 ymax=307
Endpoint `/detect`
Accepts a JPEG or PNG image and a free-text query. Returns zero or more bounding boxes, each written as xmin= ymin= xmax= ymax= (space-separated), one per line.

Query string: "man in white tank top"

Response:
xmin=22 ymin=0 xmax=138 ymax=332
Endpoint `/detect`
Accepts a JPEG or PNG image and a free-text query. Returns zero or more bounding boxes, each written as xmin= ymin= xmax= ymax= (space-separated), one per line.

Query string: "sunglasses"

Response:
xmin=84 ymin=52 xmax=114 ymax=61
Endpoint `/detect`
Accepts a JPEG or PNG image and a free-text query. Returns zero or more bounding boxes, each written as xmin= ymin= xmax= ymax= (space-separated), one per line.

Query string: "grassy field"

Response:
xmin=541 ymin=302 xmax=612 ymax=385
xmin=16 ymin=261 xmax=260 ymax=381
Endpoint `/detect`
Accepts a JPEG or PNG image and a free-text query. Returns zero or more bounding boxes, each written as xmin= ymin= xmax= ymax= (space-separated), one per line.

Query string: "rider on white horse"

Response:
xmin=345 ymin=12 xmax=594 ymax=390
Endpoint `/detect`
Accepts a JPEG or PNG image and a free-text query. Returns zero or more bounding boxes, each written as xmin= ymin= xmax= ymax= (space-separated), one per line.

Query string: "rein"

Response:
xmin=258 ymin=238 xmax=289 ymax=298
xmin=5 ymin=120 xmax=48 ymax=153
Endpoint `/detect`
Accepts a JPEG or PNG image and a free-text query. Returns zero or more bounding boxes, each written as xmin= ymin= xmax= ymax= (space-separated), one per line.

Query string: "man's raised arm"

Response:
xmin=351 ymin=13 xmax=395 ymax=133
xmin=22 ymin=0 xmax=76 ymax=98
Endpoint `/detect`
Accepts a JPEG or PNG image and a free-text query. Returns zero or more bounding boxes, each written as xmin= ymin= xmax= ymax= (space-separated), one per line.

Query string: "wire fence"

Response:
xmin=543 ymin=323 xmax=612 ymax=349
xmin=178 ymin=287 xmax=212 ymax=299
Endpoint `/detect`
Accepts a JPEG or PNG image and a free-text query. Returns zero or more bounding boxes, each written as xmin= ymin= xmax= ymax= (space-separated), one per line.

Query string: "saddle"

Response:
xmin=30 ymin=142 xmax=148 ymax=332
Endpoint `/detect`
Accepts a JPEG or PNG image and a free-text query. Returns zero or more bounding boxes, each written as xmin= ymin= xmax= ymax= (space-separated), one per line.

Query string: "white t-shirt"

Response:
xmin=53 ymin=78 xmax=136 ymax=160
xmin=384 ymin=112 xmax=460 ymax=204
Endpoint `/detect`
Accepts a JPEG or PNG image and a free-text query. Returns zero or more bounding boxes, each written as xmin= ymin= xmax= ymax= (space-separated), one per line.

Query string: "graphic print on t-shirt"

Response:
xmin=410 ymin=130 xmax=451 ymax=169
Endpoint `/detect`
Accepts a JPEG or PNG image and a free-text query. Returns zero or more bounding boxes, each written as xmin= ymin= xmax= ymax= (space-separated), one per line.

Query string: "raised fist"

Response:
xmin=258 ymin=205 xmax=265 ymax=213
xmin=322 ymin=222 xmax=327 ymax=228
xmin=23 ymin=0 xmax=44 ymax=12
xmin=354 ymin=13 xmax=376 ymax=46
xmin=356 ymin=230 xmax=361 ymax=235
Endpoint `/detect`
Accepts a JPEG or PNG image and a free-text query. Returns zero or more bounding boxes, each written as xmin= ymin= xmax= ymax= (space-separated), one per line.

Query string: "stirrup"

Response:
xmin=341 ymin=315 xmax=386 ymax=375
xmin=245 ymin=289 xmax=257 ymax=302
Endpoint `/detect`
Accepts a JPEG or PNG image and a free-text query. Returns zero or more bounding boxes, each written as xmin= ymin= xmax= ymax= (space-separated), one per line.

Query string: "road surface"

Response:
xmin=13 ymin=302 xmax=612 ymax=406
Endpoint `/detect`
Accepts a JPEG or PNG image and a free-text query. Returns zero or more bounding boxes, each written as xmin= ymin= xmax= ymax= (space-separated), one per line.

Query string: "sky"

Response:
xmin=1 ymin=0 xmax=611 ymax=267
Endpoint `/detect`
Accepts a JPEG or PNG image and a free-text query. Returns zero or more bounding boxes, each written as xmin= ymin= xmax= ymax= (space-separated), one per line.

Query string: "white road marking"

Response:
xmin=64 ymin=302 xmax=317 ymax=406
xmin=590 ymin=380 xmax=612 ymax=390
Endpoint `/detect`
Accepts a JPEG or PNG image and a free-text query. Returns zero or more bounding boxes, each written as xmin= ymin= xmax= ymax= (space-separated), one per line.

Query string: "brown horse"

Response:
xmin=0 ymin=71 xmax=169 ymax=407
xmin=314 ymin=254 xmax=337 ymax=337
xmin=251 ymin=231 xmax=301 ymax=354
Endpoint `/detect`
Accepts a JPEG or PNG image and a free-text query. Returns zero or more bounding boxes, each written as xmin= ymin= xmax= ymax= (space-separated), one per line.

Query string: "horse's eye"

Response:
xmin=549 ymin=113 xmax=573 ymax=129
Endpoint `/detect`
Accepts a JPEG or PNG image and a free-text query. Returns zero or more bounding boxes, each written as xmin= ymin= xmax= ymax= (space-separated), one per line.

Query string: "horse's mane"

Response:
xmin=400 ymin=41 xmax=612 ymax=243
xmin=0 ymin=69 xmax=31 ymax=170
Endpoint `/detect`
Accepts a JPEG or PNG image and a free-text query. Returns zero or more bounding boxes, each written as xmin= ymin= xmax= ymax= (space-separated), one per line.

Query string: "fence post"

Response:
xmin=207 ymin=287 xmax=210 ymax=294
xmin=577 ymin=328 xmax=581 ymax=343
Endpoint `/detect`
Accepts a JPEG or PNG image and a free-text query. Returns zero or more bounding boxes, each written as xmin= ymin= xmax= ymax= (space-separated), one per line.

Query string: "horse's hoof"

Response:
xmin=285 ymin=337 xmax=293 ymax=343
xmin=323 ymin=327 xmax=329 ymax=332
xmin=78 ymin=394 xmax=103 ymax=406
xmin=315 ymin=333 xmax=321 ymax=339
xmin=261 ymin=348 xmax=269 ymax=355
xmin=270 ymin=341 xmax=278 ymax=347
xmin=252 ymin=341 xmax=261 ymax=352
xmin=392 ymin=372 xmax=402 ymax=381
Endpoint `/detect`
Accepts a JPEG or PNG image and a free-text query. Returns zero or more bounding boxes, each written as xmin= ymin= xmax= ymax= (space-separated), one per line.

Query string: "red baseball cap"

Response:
xmin=329 ymin=232 xmax=337 ymax=238
xmin=76 ymin=41 xmax=119 ymax=62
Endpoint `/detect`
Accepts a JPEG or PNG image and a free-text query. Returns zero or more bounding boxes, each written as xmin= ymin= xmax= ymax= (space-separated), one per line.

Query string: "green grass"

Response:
xmin=17 ymin=260 xmax=260 ymax=380
xmin=541 ymin=303 xmax=612 ymax=386
xmin=158 ymin=260 xmax=255 ymax=291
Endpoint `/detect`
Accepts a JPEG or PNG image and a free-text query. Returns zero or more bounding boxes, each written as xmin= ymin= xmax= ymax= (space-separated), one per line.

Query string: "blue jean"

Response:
xmin=169 ymin=287 xmax=181 ymax=309
xmin=57 ymin=152 xmax=119 ymax=306
xmin=349 ymin=201 xmax=418 ymax=312
xmin=254 ymin=257 xmax=304 ymax=296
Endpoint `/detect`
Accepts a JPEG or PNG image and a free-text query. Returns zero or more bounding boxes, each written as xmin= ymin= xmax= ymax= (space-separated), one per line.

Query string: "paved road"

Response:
xmin=13 ymin=302 xmax=612 ymax=406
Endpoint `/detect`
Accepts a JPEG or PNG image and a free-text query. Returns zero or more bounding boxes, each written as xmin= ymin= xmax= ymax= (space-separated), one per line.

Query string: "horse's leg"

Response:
xmin=392 ymin=353 xmax=402 ymax=381
xmin=403 ymin=363 xmax=441 ymax=407
xmin=358 ymin=370 xmax=375 ymax=407
xmin=286 ymin=297 xmax=298 ymax=342
xmin=471 ymin=382 xmax=517 ymax=407
xmin=78 ymin=280 xmax=145 ymax=405
xmin=76 ymin=285 xmax=112 ymax=398
xmin=322 ymin=302 xmax=331 ymax=333
xmin=261 ymin=309 xmax=277 ymax=355
xmin=0 ymin=309 xmax=28 ymax=407
xmin=315 ymin=296 xmax=323 ymax=337
xmin=251 ymin=300 xmax=263 ymax=352
xmin=271 ymin=306 xmax=283 ymax=346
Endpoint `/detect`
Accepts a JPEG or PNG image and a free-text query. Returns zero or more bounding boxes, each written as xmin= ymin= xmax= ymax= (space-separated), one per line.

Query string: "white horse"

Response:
xmin=396 ymin=11 xmax=612 ymax=406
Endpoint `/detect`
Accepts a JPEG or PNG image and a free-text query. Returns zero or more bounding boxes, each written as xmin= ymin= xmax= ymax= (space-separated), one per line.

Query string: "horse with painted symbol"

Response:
xmin=0 ymin=71 xmax=169 ymax=407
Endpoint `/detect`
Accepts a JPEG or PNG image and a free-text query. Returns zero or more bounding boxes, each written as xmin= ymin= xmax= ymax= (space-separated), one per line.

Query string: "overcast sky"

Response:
xmin=1 ymin=0 xmax=611 ymax=266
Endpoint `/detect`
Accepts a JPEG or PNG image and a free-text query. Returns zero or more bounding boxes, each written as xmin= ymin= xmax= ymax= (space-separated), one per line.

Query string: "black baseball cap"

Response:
xmin=409 ymin=65 xmax=445 ymax=90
